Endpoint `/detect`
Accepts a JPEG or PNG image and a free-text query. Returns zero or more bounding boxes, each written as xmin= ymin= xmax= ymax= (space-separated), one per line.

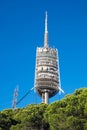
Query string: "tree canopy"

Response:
xmin=0 ymin=88 xmax=87 ymax=130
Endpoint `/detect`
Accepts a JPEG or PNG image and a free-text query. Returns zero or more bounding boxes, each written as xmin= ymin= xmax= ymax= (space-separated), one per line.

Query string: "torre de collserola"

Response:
xmin=34 ymin=12 xmax=60 ymax=104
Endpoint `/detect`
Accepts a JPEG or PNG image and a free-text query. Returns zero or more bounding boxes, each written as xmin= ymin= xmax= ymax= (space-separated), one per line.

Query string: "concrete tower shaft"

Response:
xmin=34 ymin=12 xmax=59 ymax=104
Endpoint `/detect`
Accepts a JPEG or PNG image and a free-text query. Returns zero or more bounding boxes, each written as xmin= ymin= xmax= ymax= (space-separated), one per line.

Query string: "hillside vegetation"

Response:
xmin=0 ymin=88 xmax=87 ymax=130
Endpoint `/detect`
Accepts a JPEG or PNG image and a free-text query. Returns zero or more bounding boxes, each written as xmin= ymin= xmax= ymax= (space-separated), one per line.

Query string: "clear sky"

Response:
xmin=0 ymin=0 xmax=87 ymax=110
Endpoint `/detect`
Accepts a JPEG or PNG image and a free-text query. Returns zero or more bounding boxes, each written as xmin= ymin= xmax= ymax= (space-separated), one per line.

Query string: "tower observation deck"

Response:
xmin=34 ymin=12 xmax=60 ymax=104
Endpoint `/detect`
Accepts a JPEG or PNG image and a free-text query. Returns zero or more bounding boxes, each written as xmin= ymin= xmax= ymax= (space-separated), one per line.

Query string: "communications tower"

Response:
xmin=12 ymin=86 xmax=18 ymax=109
xmin=34 ymin=12 xmax=60 ymax=104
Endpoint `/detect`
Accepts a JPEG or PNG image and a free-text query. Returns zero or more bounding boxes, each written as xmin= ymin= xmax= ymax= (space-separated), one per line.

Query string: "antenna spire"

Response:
xmin=44 ymin=11 xmax=48 ymax=48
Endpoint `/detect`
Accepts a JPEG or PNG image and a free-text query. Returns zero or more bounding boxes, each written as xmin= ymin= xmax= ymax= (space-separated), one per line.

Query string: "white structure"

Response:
xmin=34 ymin=12 xmax=60 ymax=104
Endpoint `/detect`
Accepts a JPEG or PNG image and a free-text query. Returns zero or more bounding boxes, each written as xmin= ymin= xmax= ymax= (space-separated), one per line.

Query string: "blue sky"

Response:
xmin=0 ymin=0 xmax=87 ymax=110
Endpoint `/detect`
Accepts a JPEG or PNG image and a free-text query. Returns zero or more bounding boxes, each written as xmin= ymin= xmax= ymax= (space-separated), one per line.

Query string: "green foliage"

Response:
xmin=12 ymin=104 xmax=48 ymax=130
xmin=84 ymin=122 xmax=87 ymax=130
xmin=44 ymin=88 xmax=87 ymax=130
xmin=0 ymin=109 xmax=18 ymax=130
xmin=0 ymin=88 xmax=87 ymax=130
xmin=10 ymin=124 xmax=25 ymax=130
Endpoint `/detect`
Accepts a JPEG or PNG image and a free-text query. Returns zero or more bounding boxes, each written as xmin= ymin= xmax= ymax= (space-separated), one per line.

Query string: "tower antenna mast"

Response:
xmin=44 ymin=11 xmax=48 ymax=48
xmin=12 ymin=85 xmax=18 ymax=109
